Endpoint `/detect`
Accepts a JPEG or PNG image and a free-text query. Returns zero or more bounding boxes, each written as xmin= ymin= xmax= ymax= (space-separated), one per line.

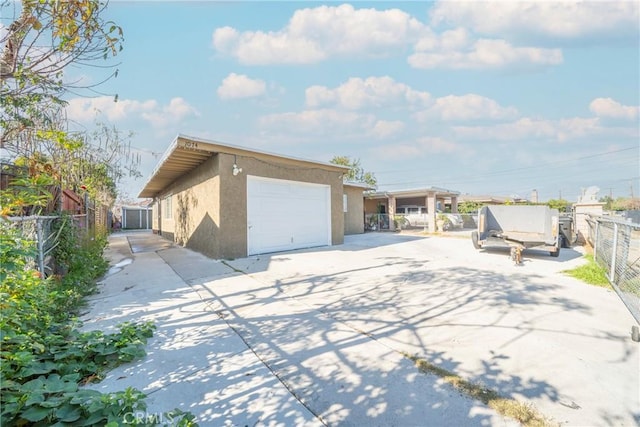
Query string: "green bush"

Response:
xmin=0 ymin=217 xmax=197 ymax=426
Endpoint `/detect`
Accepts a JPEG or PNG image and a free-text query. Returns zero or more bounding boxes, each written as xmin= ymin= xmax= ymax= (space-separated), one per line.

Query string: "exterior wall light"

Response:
xmin=232 ymin=154 xmax=243 ymax=176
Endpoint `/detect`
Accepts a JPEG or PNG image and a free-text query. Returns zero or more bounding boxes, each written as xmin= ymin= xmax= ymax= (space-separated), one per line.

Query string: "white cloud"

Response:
xmin=429 ymin=1 xmax=639 ymax=41
xmin=217 ymin=73 xmax=266 ymax=100
xmin=211 ymin=3 xmax=578 ymax=71
xmin=66 ymin=96 xmax=199 ymax=128
xmin=453 ymin=117 xmax=601 ymax=142
xmin=141 ymin=97 xmax=200 ymax=127
xmin=258 ymin=109 xmax=375 ymax=136
xmin=372 ymin=136 xmax=462 ymax=160
xmin=414 ymin=94 xmax=518 ymax=122
xmin=306 ymin=76 xmax=431 ymax=110
xmin=66 ymin=97 xmax=158 ymax=122
xmin=409 ymin=37 xmax=562 ymax=69
xmin=416 ymin=136 xmax=461 ymax=153
xmin=212 ymin=4 xmax=425 ymax=65
xmin=589 ymin=98 xmax=639 ymax=120
xmin=372 ymin=120 xmax=405 ymax=139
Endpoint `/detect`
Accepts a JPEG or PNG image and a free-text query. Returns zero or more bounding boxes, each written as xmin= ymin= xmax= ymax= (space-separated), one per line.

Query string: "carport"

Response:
xmin=365 ymin=187 xmax=460 ymax=232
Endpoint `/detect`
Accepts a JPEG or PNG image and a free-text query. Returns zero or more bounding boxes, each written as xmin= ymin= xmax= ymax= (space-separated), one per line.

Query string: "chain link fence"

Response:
xmin=586 ymin=215 xmax=640 ymax=329
xmin=6 ymin=216 xmax=63 ymax=277
xmin=5 ymin=213 xmax=100 ymax=278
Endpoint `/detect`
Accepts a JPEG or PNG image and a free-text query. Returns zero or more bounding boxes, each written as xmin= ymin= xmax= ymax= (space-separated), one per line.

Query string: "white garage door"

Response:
xmin=247 ymin=176 xmax=331 ymax=256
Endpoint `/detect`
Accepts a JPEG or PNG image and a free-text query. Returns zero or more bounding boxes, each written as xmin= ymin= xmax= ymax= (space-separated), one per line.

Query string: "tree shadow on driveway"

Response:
xmin=224 ymin=250 xmax=638 ymax=427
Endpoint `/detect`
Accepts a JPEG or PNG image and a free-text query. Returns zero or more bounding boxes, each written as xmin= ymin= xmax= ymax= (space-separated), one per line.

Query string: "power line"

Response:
xmin=377 ymin=146 xmax=638 ymax=188
xmin=376 ymin=145 xmax=636 ymax=177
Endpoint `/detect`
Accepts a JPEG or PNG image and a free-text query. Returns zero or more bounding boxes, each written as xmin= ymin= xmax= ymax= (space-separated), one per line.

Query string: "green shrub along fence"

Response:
xmin=0 ymin=215 xmax=197 ymax=425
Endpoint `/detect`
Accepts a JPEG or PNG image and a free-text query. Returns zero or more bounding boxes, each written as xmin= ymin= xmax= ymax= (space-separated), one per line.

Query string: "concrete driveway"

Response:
xmin=82 ymin=231 xmax=639 ymax=426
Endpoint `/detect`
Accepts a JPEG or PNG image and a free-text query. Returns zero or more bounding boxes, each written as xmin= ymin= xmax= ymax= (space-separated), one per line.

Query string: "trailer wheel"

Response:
xmin=632 ymin=326 xmax=640 ymax=342
xmin=471 ymin=231 xmax=480 ymax=250
xmin=550 ymin=245 xmax=560 ymax=257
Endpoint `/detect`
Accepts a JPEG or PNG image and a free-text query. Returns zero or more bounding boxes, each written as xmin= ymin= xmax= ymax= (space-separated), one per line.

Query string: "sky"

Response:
xmin=59 ymin=1 xmax=639 ymax=202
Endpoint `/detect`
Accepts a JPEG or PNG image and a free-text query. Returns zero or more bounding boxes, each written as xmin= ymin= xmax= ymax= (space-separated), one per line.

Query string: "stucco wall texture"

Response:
xmin=153 ymin=152 xmax=348 ymax=259
xmin=344 ymin=186 xmax=365 ymax=235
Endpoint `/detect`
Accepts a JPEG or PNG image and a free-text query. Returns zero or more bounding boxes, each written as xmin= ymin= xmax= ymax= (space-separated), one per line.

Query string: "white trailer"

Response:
xmin=471 ymin=205 xmax=561 ymax=264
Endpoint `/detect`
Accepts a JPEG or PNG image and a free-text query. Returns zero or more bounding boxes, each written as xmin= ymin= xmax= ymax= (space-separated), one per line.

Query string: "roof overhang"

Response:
xmin=138 ymin=134 xmax=349 ymax=198
xmin=367 ymin=186 xmax=460 ymax=200
xmin=344 ymin=181 xmax=376 ymax=191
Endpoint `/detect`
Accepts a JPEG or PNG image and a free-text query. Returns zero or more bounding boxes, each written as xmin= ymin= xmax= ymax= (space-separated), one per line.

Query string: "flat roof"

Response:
xmin=138 ymin=134 xmax=349 ymax=198
xmin=367 ymin=186 xmax=460 ymax=199
xmin=344 ymin=181 xmax=375 ymax=191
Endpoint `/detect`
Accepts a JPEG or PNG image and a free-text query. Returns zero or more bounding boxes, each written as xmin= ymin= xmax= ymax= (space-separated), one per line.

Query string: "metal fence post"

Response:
xmin=609 ymin=223 xmax=618 ymax=283
xmin=593 ymin=219 xmax=599 ymax=261
xmin=35 ymin=218 xmax=45 ymax=277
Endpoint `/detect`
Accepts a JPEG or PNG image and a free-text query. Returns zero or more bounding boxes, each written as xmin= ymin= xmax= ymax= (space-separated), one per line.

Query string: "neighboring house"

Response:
xmin=139 ymin=134 xmax=364 ymax=259
xmin=344 ymin=182 xmax=372 ymax=235
xmin=365 ymin=187 xmax=460 ymax=233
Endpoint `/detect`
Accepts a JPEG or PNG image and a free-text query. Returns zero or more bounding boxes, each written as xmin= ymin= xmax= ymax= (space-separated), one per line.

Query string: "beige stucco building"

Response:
xmin=139 ymin=135 xmax=366 ymax=259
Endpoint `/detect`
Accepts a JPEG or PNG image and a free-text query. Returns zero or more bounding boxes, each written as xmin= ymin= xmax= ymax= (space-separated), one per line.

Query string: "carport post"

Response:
xmin=451 ymin=196 xmax=458 ymax=213
xmin=388 ymin=195 xmax=396 ymax=231
xmin=426 ymin=193 xmax=437 ymax=233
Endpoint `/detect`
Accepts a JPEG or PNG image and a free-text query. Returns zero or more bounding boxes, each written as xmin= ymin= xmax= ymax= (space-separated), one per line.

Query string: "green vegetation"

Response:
xmin=563 ymin=255 xmax=611 ymax=288
xmin=330 ymin=155 xmax=377 ymax=189
xmin=0 ymin=3 xmax=192 ymax=423
xmin=0 ymin=217 xmax=196 ymax=426
xmin=457 ymin=201 xmax=484 ymax=214
xmin=599 ymin=195 xmax=640 ymax=211
xmin=458 ymin=199 xmax=572 ymax=215
xmin=404 ymin=353 xmax=553 ymax=427
xmin=545 ymin=198 xmax=571 ymax=213
xmin=0 ymin=183 xmax=196 ymax=425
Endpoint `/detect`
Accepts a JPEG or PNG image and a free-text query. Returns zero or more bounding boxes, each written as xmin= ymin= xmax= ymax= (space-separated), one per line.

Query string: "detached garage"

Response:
xmin=138 ymin=135 xmax=351 ymax=259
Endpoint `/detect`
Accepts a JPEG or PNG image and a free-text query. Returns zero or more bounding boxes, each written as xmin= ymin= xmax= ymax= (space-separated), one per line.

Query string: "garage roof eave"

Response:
xmin=138 ymin=134 xmax=351 ymax=198
xmin=175 ymin=134 xmax=349 ymax=173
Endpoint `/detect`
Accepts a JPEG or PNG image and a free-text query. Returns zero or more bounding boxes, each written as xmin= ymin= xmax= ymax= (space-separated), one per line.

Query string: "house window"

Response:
xmin=163 ymin=195 xmax=172 ymax=219
xmin=343 ymin=194 xmax=348 ymax=213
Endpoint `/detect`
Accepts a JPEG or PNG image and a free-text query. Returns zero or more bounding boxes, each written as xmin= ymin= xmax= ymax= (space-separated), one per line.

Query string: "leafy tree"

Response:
xmin=457 ymin=201 xmax=484 ymax=214
xmin=1 ymin=1 xmax=138 ymax=211
xmin=1 ymin=0 xmax=123 ymax=145
xmin=546 ymin=198 xmax=571 ymax=213
xmin=610 ymin=197 xmax=640 ymax=211
xmin=599 ymin=195 xmax=613 ymax=210
xmin=330 ymin=155 xmax=377 ymax=189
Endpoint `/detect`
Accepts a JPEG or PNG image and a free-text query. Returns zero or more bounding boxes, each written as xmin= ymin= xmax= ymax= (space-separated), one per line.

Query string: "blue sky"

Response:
xmin=63 ymin=1 xmax=639 ymax=202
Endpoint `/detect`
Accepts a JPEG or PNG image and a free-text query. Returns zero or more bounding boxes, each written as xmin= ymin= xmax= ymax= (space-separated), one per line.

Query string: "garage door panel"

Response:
xmin=247 ymin=176 xmax=331 ymax=255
